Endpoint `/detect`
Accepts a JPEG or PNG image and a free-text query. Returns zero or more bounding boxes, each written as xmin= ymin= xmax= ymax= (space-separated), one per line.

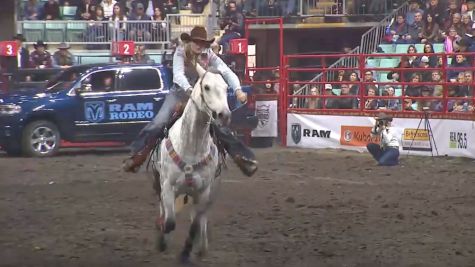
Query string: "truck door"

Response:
xmin=112 ymin=67 xmax=168 ymax=140
xmin=73 ymin=69 xmax=121 ymax=142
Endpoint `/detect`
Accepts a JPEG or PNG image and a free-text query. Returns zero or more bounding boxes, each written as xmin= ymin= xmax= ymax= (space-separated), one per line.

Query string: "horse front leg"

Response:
xmin=156 ymin=180 xmax=176 ymax=252
xmin=180 ymin=186 xmax=211 ymax=263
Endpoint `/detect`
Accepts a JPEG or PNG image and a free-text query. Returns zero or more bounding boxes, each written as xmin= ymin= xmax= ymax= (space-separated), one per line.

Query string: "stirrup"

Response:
xmin=233 ymin=155 xmax=258 ymax=177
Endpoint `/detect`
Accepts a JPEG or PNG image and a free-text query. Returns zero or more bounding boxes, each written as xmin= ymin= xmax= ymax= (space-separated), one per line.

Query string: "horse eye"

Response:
xmin=204 ymin=85 xmax=210 ymax=91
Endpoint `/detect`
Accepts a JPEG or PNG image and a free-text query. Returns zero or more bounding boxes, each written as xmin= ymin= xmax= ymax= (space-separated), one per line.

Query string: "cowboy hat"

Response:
xmin=58 ymin=42 xmax=70 ymax=49
xmin=180 ymin=26 xmax=215 ymax=47
xmin=13 ymin=33 xmax=26 ymax=42
xmin=33 ymin=40 xmax=47 ymax=49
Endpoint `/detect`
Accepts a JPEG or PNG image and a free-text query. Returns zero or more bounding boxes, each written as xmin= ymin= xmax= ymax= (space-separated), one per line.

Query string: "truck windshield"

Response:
xmin=45 ymin=81 xmax=75 ymax=93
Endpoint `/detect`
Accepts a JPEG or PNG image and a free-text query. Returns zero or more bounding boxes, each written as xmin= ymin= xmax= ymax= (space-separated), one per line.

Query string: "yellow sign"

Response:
xmin=403 ymin=129 xmax=429 ymax=141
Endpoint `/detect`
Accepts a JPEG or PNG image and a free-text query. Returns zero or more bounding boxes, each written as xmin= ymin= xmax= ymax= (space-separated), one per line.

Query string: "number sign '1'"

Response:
xmin=229 ymin=39 xmax=248 ymax=54
xmin=0 ymin=41 xmax=18 ymax=57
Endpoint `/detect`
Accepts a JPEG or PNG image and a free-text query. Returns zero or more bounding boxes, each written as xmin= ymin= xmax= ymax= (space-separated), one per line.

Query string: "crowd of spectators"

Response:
xmin=302 ymin=0 xmax=475 ymax=113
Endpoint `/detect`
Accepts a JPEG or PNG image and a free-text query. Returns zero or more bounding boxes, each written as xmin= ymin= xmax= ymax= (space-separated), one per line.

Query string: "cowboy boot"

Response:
xmin=122 ymin=136 xmax=157 ymax=173
xmin=232 ymin=154 xmax=258 ymax=177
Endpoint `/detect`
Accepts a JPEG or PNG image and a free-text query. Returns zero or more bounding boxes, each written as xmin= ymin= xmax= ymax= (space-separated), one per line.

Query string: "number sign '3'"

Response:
xmin=0 ymin=41 xmax=18 ymax=57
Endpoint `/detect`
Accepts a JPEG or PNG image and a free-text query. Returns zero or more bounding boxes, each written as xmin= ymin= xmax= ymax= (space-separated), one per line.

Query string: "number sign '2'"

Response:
xmin=0 ymin=41 xmax=18 ymax=57
xmin=229 ymin=39 xmax=248 ymax=54
xmin=113 ymin=41 xmax=135 ymax=56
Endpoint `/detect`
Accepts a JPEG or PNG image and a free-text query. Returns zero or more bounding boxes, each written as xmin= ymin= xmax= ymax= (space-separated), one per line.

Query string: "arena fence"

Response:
xmin=279 ymin=52 xmax=475 ymax=148
xmin=16 ymin=20 xmax=170 ymax=45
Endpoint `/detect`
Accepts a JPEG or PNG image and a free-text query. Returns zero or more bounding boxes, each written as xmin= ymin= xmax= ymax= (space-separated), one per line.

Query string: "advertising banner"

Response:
xmin=287 ymin=113 xmax=475 ymax=159
xmin=251 ymin=100 xmax=278 ymax=137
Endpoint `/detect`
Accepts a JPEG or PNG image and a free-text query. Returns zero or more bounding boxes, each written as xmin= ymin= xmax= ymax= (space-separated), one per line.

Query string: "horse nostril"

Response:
xmin=212 ymin=111 xmax=217 ymax=119
xmin=218 ymin=112 xmax=224 ymax=119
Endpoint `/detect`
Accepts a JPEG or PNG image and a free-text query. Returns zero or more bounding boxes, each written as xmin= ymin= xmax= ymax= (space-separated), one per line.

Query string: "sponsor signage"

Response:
xmin=291 ymin=122 xmax=331 ymax=144
xmin=401 ymin=128 xmax=431 ymax=151
xmin=251 ymin=100 xmax=278 ymax=137
xmin=449 ymin=131 xmax=468 ymax=149
xmin=85 ymin=101 xmax=154 ymax=123
xmin=340 ymin=126 xmax=380 ymax=147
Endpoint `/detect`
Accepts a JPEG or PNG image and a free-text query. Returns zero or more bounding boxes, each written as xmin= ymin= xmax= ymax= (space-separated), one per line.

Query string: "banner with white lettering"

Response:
xmin=287 ymin=113 xmax=475 ymax=159
xmin=251 ymin=100 xmax=278 ymax=137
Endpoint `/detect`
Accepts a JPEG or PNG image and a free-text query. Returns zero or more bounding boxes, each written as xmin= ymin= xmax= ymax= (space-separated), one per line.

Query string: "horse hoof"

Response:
xmin=179 ymin=251 xmax=191 ymax=265
xmin=164 ymin=219 xmax=176 ymax=234
xmin=156 ymin=233 xmax=167 ymax=252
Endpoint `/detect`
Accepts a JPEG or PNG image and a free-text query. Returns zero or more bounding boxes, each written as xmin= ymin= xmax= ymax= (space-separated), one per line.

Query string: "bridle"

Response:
xmin=189 ymin=70 xmax=217 ymax=124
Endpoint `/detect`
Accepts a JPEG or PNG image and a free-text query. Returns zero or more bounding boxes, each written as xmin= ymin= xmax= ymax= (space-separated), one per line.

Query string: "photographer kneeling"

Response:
xmin=367 ymin=113 xmax=400 ymax=166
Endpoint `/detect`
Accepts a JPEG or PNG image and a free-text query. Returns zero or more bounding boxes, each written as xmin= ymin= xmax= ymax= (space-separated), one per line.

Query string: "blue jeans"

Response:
xmin=366 ymin=143 xmax=399 ymax=166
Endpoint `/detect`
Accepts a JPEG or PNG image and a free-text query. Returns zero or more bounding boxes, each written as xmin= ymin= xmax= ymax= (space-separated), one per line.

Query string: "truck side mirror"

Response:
xmin=75 ymin=83 xmax=91 ymax=95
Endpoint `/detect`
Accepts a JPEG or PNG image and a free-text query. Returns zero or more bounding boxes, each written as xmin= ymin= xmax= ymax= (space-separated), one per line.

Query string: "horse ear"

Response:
xmin=196 ymin=63 xmax=206 ymax=78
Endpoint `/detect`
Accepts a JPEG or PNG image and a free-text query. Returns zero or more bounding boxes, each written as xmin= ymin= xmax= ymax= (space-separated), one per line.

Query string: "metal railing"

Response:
xmin=16 ymin=20 xmax=170 ymax=45
xmin=292 ymin=46 xmax=360 ymax=108
xmin=165 ymin=14 xmax=212 ymax=40
xmin=359 ymin=1 xmax=409 ymax=54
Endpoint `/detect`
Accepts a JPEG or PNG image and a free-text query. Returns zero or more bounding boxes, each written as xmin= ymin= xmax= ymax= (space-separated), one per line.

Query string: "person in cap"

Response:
xmin=123 ymin=26 xmax=258 ymax=176
xmin=53 ymin=42 xmax=75 ymax=68
xmin=29 ymin=40 xmax=52 ymax=69
xmin=367 ymin=113 xmax=400 ymax=166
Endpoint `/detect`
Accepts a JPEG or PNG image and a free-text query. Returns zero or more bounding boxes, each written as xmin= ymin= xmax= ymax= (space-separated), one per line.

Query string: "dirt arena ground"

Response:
xmin=1 ymin=146 xmax=475 ymax=267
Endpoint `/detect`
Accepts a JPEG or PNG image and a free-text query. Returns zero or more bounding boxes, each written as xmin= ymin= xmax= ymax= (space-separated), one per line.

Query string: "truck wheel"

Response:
xmin=22 ymin=120 xmax=61 ymax=157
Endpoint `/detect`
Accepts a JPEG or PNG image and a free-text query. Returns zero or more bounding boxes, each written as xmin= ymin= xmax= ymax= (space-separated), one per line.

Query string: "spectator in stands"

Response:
xmin=430 ymin=70 xmax=444 ymax=96
xmin=162 ymin=0 xmax=179 ymax=15
xmin=421 ymin=43 xmax=438 ymax=67
xmin=120 ymin=0 xmax=136 ymax=15
xmin=458 ymin=70 xmax=474 ymax=97
xmin=151 ymin=7 xmax=167 ymax=44
xmin=367 ymin=113 xmax=400 ymax=166
xmin=101 ymin=0 xmax=117 ymax=18
xmin=53 ymin=42 xmax=75 ymax=68
xmin=407 ymin=44 xmax=421 ymax=67
xmin=444 ymin=1 xmax=461 ymax=25
xmin=386 ymin=15 xmax=409 ymax=44
xmin=408 ymin=11 xmax=424 ymax=42
xmin=42 ymin=0 xmax=61 ymax=20
xmin=421 ymin=13 xmax=442 ymax=43
xmin=405 ymin=73 xmax=423 ymax=97
xmin=364 ymin=85 xmax=379 ymax=110
xmin=323 ymin=83 xmax=336 ymax=109
xmin=221 ymin=1 xmax=245 ymax=36
xmin=6 ymin=34 xmax=30 ymax=71
xmin=258 ymin=0 xmax=282 ymax=17
xmin=190 ymin=0 xmax=209 ymax=13
xmin=448 ymin=53 xmax=470 ymax=80
xmin=128 ymin=3 xmax=152 ymax=41
xmin=403 ymin=98 xmax=417 ymax=111
xmin=110 ymin=3 xmax=128 ymax=41
xmin=444 ymin=26 xmax=461 ymax=53
xmin=466 ymin=0 xmax=475 ymax=20
xmin=348 ymin=71 xmax=360 ymax=95
xmin=76 ymin=0 xmax=96 ymax=20
xmin=23 ymin=0 xmax=42 ymax=20
xmin=133 ymin=45 xmax=152 ymax=63
xmin=424 ymin=0 xmax=445 ymax=25
xmin=333 ymin=83 xmax=358 ymax=109
xmin=363 ymin=70 xmax=377 ymax=92
xmin=418 ymin=56 xmax=432 ymax=81
xmin=444 ymin=13 xmax=464 ymax=35
xmin=461 ymin=13 xmax=473 ymax=34
xmin=307 ymin=86 xmax=322 ymax=109
xmin=417 ymin=86 xmax=434 ymax=110
xmin=383 ymin=85 xmax=400 ymax=110
xmin=406 ymin=0 xmax=424 ymax=25
xmin=29 ymin=41 xmax=52 ymax=69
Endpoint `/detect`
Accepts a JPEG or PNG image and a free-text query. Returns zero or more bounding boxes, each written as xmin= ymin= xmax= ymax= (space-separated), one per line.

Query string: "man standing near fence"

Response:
xmin=366 ymin=113 xmax=400 ymax=166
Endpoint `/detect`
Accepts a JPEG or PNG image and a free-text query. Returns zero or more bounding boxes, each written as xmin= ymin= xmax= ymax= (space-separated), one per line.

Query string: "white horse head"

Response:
xmin=190 ymin=63 xmax=231 ymax=127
